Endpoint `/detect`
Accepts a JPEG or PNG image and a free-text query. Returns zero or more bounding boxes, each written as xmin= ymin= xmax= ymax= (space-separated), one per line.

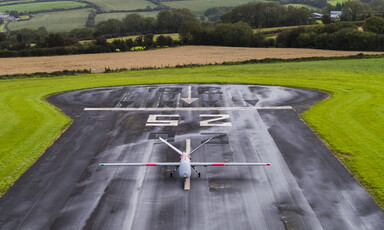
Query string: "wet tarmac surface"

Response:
xmin=0 ymin=84 xmax=383 ymax=230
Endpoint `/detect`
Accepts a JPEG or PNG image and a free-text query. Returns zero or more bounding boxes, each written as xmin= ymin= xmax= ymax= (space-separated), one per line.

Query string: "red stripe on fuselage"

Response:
xmin=145 ymin=163 xmax=157 ymax=166
xmin=181 ymin=155 xmax=191 ymax=159
xmin=211 ymin=163 xmax=226 ymax=166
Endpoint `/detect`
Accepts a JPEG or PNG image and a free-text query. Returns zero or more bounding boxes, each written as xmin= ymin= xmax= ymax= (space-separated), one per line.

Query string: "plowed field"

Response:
xmin=1 ymin=46 xmax=383 ymax=75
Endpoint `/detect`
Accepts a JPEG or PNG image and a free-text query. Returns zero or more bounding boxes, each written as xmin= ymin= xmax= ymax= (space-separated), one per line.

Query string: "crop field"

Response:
xmin=8 ymin=8 xmax=92 ymax=32
xmin=1 ymin=46 xmax=383 ymax=75
xmin=95 ymin=11 xmax=160 ymax=24
xmin=162 ymin=0 xmax=262 ymax=16
xmin=85 ymin=0 xmax=156 ymax=11
xmin=1 ymin=57 xmax=384 ymax=209
xmin=0 ymin=1 xmax=86 ymax=13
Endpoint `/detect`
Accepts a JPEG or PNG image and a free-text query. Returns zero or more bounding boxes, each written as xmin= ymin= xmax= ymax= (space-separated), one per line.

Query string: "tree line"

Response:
xmin=220 ymin=2 xmax=315 ymax=28
xmin=0 ymin=28 xmax=175 ymax=57
xmin=275 ymin=18 xmax=384 ymax=51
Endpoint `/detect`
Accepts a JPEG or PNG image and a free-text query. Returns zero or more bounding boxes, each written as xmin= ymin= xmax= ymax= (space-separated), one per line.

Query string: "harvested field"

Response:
xmin=1 ymin=46 xmax=383 ymax=75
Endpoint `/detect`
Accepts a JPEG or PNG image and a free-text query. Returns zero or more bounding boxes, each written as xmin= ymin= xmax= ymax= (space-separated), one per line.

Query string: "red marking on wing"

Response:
xmin=267 ymin=163 xmax=271 ymax=166
xmin=211 ymin=163 xmax=226 ymax=166
xmin=145 ymin=163 xmax=157 ymax=166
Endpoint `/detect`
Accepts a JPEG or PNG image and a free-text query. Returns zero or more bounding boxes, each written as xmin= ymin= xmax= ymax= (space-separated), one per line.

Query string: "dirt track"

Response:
xmin=1 ymin=46 xmax=383 ymax=75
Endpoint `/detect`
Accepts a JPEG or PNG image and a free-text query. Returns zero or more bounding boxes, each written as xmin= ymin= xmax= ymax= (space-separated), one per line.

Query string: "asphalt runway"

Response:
xmin=0 ymin=84 xmax=383 ymax=230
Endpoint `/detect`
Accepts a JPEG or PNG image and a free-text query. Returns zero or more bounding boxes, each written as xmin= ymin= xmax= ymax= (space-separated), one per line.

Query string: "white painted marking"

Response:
xmin=145 ymin=114 xmax=179 ymax=126
xmin=186 ymin=138 xmax=191 ymax=153
xmin=200 ymin=114 xmax=232 ymax=127
xmin=181 ymin=86 xmax=199 ymax=104
xmin=184 ymin=178 xmax=190 ymax=190
xmin=176 ymin=93 xmax=181 ymax=108
xmin=84 ymin=106 xmax=292 ymax=111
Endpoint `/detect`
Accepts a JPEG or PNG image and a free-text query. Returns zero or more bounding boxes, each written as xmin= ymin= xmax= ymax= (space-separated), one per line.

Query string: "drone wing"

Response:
xmin=189 ymin=137 xmax=213 ymax=155
xmin=100 ymin=163 xmax=180 ymax=166
xmin=190 ymin=163 xmax=270 ymax=166
xmin=159 ymin=137 xmax=183 ymax=155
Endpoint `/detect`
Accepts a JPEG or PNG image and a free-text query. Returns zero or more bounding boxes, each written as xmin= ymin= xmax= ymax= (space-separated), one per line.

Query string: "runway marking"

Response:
xmin=84 ymin=106 xmax=292 ymax=111
xmin=145 ymin=114 xmax=179 ymax=126
xmin=200 ymin=114 xmax=232 ymax=127
xmin=186 ymin=138 xmax=191 ymax=153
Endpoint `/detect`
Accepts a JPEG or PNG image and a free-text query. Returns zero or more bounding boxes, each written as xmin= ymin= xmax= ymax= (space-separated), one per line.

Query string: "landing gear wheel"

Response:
xmin=198 ymin=173 xmax=201 ymax=177
xmin=170 ymin=173 xmax=173 ymax=177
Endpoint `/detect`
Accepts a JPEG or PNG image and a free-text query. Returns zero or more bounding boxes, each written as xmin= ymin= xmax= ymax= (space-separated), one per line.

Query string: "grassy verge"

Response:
xmin=1 ymin=58 xmax=384 ymax=208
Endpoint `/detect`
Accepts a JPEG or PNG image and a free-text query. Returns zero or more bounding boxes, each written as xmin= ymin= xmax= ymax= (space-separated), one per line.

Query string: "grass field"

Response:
xmin=162 ymin=0 xmax=261 ymax=16
xmin=283 ymin=3 xmax=319 ymax=9
xmin=327 ymin=0 xmax=347 ymax=6
xmin=1 ymin=58 xmax=384 ymax=209
xmin=7 ymin=8 xmax=92 ymax=32
xmin=86 ymin=0 xmax=156 ymax=11
xmin=0 ymin=1 xmax=86 ymax=13
xmin=95 ymin=11 xmax=160 ymax=24
xmin=0 ymin=0 xmax=34 ymax=6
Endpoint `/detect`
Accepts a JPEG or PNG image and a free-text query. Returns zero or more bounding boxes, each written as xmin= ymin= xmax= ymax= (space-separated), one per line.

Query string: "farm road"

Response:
xmin=0 ymin=46 xmax=383 ymax=75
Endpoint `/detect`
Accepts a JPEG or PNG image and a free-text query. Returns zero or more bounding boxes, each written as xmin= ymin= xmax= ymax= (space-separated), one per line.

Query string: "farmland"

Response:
xmin=95 ymin=11 xmax=160 ymax=24
xmin=1 ymin=46 xmax=383 ymax=75
xmin=162 ymin=0 xmax=259 ymax=16
xmin=0 ymin=0 xmax=34 ymax=6
xmin=327 ymin=0 xmax=347 ymax=6
xmin=0 ymin=1 xmax=86 ymax=13
xmin=85 ymin=0 xmax=156 ymax=11
xmin=1 ymin=57 xmax=384 ymax=210
xmin=7 ymin=8 xmax=92 ymax=32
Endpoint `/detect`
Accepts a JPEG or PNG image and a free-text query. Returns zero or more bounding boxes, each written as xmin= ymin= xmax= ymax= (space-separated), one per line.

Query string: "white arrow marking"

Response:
xmin=181 ymin=86 xmax=199 ymax=104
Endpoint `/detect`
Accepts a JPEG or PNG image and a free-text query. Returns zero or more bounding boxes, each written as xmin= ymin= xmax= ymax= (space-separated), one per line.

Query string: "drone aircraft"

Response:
xmin=100 ymin=137 xmax=270 ymax=178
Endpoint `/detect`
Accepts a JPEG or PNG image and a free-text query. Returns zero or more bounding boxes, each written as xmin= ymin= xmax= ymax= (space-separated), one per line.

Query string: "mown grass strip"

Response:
xmin=0 ymin=58 xmax=383 ymax=209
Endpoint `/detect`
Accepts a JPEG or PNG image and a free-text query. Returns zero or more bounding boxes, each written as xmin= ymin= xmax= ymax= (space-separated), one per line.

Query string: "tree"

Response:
xmin=363 ymin=16 xmax=384 ymax=34
xmin=96 ymin=19 xmax=123 ymax=35
xmin=143 ymin=34 xmax=154 ymax=49
xmin=126 ymin=38 xmax=134 ymax=50
xmin=70 ymin=28 xmax=95 ymax=40
xmin=369 ymin=0 xmax=384 ymax=15
xmin=156 ymin=35 xmax=167 ymax=47
xmin=214 ymin=22 xmax=254 ymax=47
xmin=321 ymin=14 xmax=333 ymax=24
xmin=157 ymin=8 xmax=197 ymax=33
xmin=134 ymin=35 xmax=143 ymax=46
xmin=341 ymin=1 xmax=372 ymax=21
xmin=179 ymin=20 xmax=202 ymax=44
xmin=0 ymin=32 xmax=6 ymax=42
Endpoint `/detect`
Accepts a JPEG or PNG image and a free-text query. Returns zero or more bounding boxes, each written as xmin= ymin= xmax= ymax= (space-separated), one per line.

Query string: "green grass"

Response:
xmin=0 ymin=22 xmax=5 ymax=32
xmin=327 ymin=0 xmax=347 ymax=6
xmin=0 ymin=0 xmax=34 ymax=6
xmin=95 ymin=11 xmax=160 ymax=24
xmin=1 ymin=58 xmax=384 ymax=209
xmin=162 ymin=0 xmax=262 ymax=16
xmin=0 ymin=1 xmax=86 ymax=12
xmin=85 ymin=0 xmax=156 ymax=11
xmin=7 ymin=8 xmax=92 ymax=32
xmin=283 ymin=3 xmax=319 ymax=9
